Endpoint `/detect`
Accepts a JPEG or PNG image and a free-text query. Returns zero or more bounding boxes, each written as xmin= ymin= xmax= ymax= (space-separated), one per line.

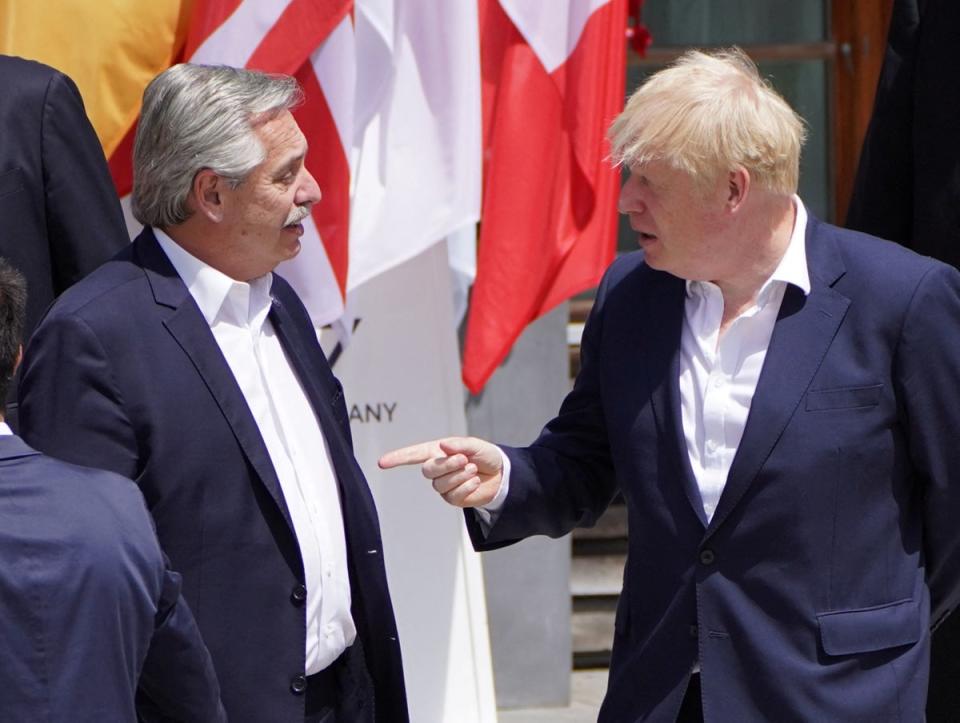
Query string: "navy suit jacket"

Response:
xmin=469 ymin=218 xmax=960 ymax=721
xmin=846 ymin=0 xmax=960 ymax=268
xmin=0 ymin=434 xmax=224 ymax=722
xmin=0 ymin=56 xmax=127 ymax=350
xmin=18 ymin=229 xmax=408 ymax=722
xmin=844 ymin=3 xmax=960 ymax=716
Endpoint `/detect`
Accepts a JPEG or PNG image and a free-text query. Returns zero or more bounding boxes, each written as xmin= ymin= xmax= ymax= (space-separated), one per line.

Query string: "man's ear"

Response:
xmin=727 ymin=167 xmax=750 ymax=210
xmin=13 ymin=344 xmax=22 ymax=375
xmin=191 ymin=169 xmax=225 ymax=222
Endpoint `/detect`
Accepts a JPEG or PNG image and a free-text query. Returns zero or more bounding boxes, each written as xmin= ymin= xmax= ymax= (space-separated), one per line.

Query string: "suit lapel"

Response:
xmin=268 ymin=291 xmax=360 ymax=505
xmin=640 ymin=273 xmax=709 ymax=527
xmin=706 ymin=218 xmax=850 ymax=537
xmin=136 ymin=230 xmax=295 ymax=532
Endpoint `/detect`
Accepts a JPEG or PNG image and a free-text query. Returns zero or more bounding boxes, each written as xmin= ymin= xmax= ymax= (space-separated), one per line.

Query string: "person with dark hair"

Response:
xmin=0 ymin=54 xmax=129 ymax=426
xmin=18 ymin=64 xmax=407 ymax=723
xmin=0 ymin=260 xmax=26 ymax=399
xmin=0 ymin=257 xmax=225 ymax=722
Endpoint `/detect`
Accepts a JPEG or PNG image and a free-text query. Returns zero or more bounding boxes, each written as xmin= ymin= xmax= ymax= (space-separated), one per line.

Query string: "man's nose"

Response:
xmin=296 ymin=168 xmax=322 ymax=207
xmin=617 ymin=179 xmax=644 ymax=215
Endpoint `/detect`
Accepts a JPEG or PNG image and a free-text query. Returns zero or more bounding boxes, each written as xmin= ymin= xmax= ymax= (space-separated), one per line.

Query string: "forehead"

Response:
xmin=629 ymin=158 xmax=687 ymax=185
xmin=255 ymin=110 xmax=307 ymax=159
xmin=631 ymin=158 xmax=723 ymax=195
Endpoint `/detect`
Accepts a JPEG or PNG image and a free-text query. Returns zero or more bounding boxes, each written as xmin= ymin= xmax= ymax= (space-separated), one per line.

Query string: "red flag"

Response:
xmin=463 ymin=0 xmax=626 ymax=394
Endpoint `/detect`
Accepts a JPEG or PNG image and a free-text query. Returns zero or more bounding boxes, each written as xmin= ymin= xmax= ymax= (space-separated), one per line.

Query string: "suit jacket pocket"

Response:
xmin=806 ymin=384 xmax=883 ymax=411
xmin=0 ymin=167 xmax=25 ymax=199
xmin=817 ymin=598 xmax=921 ymax=655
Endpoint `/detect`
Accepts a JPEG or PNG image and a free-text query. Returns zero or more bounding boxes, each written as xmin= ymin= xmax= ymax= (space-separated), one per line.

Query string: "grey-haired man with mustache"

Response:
xmin=17 ymin=64 xmax=408 ymax=723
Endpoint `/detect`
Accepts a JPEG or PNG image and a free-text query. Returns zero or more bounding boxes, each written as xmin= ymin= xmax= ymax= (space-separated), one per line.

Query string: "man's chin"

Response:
xmin=284 ymin=238 xmax=302 ymax=260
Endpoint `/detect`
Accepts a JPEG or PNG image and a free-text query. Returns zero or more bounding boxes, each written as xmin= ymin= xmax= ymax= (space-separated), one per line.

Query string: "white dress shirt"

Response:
xmin=483 ymin=198 xmax=811 ymax=527
xmin=155 ymin=229 xmax=355 ymax=675
xmin=679 ymin=198 xmax=809 ymax=522
xmin=0 ymin=422 xmax=11 ymax=436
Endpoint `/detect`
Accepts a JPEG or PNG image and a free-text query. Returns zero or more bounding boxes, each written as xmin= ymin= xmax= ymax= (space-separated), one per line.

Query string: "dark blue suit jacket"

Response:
xmin=18 ymin=229 xmax=408 ymax=722
xmin=470 ymin=218 xmax=960 ymax=721
xmin=0 ymin=434 xmax=224 ymax=722
xmin=0 ymin=54 xmax=127 ymax=360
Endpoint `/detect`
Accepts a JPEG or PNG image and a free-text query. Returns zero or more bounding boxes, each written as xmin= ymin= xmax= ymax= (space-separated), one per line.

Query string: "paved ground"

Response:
xmin=498 ymin=670 xmax=606 ymax=722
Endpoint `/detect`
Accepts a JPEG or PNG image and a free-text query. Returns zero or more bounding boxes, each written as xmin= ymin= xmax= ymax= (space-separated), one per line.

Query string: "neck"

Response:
xmin=161 ymin=223 xmax=255 ymax=282
xmin=716 ymin=194 xmax=795 ymax=325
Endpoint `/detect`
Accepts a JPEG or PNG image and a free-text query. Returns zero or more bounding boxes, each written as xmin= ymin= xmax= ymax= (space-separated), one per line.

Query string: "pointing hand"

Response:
xmin=378 ymin=436 xmax=503 ymax=508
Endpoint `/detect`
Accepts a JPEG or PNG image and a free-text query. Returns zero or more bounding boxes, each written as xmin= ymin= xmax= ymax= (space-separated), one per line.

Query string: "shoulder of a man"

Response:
xmin=29 ymin=451 xmax=158 ymax=556
xmin=0 ymin=54 xmax=59 ymax=95
xmin=816 ymin=218 xmax=955 ymax=295
xmin=594 ymin=249 xmax=676 ymax=316
xmin=38 ymin=242 xmax=142 ymax=324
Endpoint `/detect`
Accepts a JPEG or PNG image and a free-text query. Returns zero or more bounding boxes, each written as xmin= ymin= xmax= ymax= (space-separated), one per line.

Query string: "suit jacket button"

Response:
xmin=290 ymin=674 xmax=307 ymax=695
xmin=699 ymin=549 xmax=716 ymax=565
xmin=291 ymin=584 xmax=307 ymax=606
xmin=688 ymin=625 xmax=698 ymax=638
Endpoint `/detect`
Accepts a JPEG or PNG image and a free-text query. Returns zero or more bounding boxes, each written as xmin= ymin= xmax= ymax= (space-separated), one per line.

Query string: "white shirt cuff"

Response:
xmin=472 ymin=447 xmax=511 ymax=531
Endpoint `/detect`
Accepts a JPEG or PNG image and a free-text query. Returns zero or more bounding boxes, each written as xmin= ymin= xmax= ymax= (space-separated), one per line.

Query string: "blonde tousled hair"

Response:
xmin=609 ymin=47 xmax=806 ymax=195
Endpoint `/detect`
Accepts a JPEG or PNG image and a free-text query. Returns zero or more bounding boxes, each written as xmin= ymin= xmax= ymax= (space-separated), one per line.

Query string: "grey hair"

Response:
xmin=132 ymin=64 xmax=303 ymax=228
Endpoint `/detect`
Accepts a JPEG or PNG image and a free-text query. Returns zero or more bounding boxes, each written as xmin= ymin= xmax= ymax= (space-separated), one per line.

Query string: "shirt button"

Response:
xmin=699 ymin=549 xmax=716 ymax=566
xmin=713 ymin=376 xmax=725 ymax=388
xmin=290 ymin=674 xmax=307 ymax=695
xmin=290 ymin=584 xmax=307 ymax=606
xmin=705 ymin=439 xmax=718 ymax=454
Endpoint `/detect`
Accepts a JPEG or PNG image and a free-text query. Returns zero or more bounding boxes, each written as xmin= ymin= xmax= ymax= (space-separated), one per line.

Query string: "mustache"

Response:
xmin=284 ymin=206 xmax=311 ymax=226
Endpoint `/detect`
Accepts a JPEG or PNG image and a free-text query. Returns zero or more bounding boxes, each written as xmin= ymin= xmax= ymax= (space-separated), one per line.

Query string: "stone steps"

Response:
xmin=570 ymin=500 xmax=626 ymax=669
xmin=567 ymin=299 xmax=623 ymax=672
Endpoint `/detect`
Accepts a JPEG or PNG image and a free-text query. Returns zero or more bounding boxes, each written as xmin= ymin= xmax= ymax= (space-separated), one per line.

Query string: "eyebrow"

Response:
xmin=276 ymin=148 xmax=307 ymax=176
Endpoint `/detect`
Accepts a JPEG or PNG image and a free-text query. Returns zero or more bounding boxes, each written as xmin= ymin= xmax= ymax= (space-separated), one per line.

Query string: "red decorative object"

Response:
xmin=626 ymin=0 xmax=652 ymax=57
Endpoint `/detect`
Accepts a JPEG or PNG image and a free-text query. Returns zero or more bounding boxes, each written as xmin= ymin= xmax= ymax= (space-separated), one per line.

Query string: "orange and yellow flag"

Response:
xmin=0 ymin=0 xmax=193 ymax=156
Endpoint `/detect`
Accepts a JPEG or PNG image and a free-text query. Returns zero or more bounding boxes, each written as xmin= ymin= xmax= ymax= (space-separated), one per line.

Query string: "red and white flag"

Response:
xmin=182 ymin=0 xmax=354 ymax=329
xmin=112 ymin=0 xmax=481 ymax=336
xmin=348 ymin=0 xmax=482 ymax=295
xmin=462 ymin=0 xmax=626 ymax=394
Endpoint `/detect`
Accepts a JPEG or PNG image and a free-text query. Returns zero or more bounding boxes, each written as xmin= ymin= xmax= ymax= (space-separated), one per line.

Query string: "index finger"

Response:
xmin=378 ymin=441 xmax=441 ymax=469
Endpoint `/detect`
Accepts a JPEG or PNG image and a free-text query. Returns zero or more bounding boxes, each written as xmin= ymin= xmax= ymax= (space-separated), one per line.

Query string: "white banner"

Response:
xmin=330 ymin=241 xmax=496 ymax=723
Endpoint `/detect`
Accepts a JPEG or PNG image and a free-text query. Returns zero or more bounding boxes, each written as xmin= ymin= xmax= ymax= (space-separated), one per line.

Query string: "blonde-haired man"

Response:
xmin=382 ymin=48 xmax=960 ymax=721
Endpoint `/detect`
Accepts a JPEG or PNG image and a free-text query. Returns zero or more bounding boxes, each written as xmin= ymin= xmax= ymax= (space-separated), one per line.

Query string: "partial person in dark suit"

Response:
xmin=846 ymin=0 xmax=960 ymax=265
xmin=18 ymin=64 xmax=407 ymax=723
xmin=0 ymin=55 xmax=128 ymax=425
xmin=0 ymin=257 xmax=224 ymax=722
xmin=845 ymin=1 xmax=960 ymax=718
xmin=382 ymin=48 xmax=960 ymax=721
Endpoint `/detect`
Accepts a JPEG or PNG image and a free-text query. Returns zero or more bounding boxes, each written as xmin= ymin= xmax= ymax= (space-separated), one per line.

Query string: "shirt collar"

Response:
xmin=0 ymin=422 xmax=12 ymax=436
xmin=767 ymin=195 xmax=810 ymax=296
xmin=154 ymin=227 xmax=274 ymax=328
xmin=685 ymin=195 xmax=811 ymax=303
